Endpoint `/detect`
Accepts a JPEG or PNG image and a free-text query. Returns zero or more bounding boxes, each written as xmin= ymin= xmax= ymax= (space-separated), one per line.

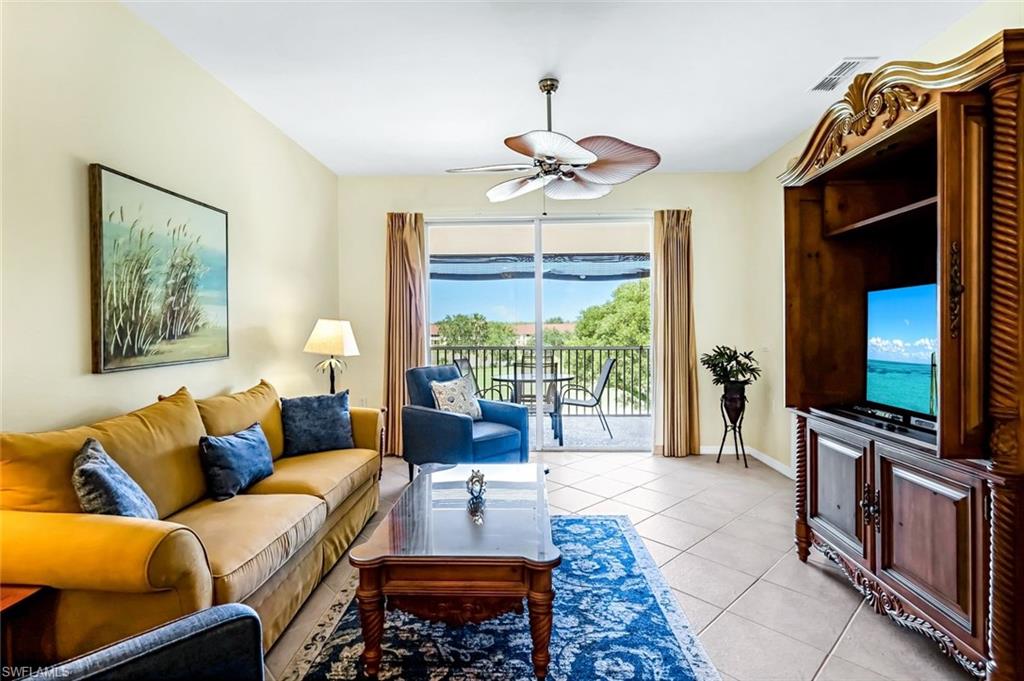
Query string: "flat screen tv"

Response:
xmin=866 ymin=283 xmax=938 ymax=417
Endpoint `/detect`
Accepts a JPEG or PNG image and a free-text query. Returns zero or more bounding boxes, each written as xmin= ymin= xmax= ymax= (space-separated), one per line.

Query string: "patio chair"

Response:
xmin=454 ymin=357 xmax=513 ymax=401
xmin=513 ymin=359 xmax=563 ymax=443
xmin=560 ymin=357 xmax=617 ymax=439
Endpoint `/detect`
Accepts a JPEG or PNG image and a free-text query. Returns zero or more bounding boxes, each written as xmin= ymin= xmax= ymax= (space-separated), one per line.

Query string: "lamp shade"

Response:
xmin=303 ymin=319 xmax=360 ymax=357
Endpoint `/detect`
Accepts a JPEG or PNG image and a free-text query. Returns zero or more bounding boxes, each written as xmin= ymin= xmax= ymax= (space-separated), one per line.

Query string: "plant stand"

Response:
xmin=716 ymin=395 xmax=748 ymax=468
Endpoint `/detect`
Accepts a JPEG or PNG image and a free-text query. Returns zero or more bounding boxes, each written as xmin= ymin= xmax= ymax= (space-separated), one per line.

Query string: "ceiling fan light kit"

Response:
xmin=447 ymin=78 xmax=660 ymax=202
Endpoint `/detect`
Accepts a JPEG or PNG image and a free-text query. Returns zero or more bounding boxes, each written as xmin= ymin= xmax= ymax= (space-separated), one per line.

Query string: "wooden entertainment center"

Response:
xmin=780 ymin=31 xmax=1023 ymax=680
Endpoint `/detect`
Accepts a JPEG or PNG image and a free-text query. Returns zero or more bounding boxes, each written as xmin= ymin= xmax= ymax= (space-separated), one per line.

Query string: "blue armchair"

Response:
xmin=47 ymin=604 xmax=263 ymax=680
xmin=403 ymin=364 xmax=529 ymax=479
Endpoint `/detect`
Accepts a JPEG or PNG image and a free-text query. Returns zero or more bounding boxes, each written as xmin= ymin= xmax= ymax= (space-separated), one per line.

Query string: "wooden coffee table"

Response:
xmin=350 ymin=463 xmax=561 ymax=679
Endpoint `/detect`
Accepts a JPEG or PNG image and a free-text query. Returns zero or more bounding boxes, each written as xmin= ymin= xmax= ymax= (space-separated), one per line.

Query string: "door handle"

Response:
xmin=870 ymin=489 xmax=881 ymax=532
xmin=860 ymin=484 xmax=881 ymax=526
xmin=950 ymin=240 xmax=964 ymax=339
xmin=859 ymin=483 xmax=874 ymax=525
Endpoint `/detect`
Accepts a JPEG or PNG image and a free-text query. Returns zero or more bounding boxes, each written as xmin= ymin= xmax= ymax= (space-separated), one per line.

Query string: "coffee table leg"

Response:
xmin=356 ymin=567 xmax=385 ymax=678
xmin=527 ymin=568 xmax=554 ymax=680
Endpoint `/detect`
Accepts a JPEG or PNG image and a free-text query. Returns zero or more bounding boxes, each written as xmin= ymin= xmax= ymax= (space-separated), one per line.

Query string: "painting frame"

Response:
xmin=89 ymin=164 xmax=229 ymax=373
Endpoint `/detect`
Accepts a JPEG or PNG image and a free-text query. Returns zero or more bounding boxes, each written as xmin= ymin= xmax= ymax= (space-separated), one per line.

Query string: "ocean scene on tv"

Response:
xmin=867 ymin=284 xmax=938 ymax=415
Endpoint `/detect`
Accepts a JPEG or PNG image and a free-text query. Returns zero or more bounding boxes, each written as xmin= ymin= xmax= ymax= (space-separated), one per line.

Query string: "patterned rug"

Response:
xmin=282 ymin=516 xmax=720 ymax=681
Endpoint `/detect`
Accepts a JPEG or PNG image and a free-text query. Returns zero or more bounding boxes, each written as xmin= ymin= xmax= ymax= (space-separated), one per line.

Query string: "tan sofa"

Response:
xmin=0 ymin=381 xmax=382 ymax=663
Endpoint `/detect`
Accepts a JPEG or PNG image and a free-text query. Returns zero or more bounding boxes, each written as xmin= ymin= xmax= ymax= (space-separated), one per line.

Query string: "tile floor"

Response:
xmin=265 ymin=451 xmax=971 ymax=681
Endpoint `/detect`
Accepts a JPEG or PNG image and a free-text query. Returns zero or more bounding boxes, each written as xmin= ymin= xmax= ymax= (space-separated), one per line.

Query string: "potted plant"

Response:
xmin=700 ymin=345 xmax=762 ymax=425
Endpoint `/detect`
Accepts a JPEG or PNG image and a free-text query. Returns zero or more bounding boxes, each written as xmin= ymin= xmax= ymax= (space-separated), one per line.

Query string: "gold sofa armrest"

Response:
xmin=349 ymin=406 xmax=385 ymax=481
xmin=350 ymin=407 xmax=384 ymax=452
xmin=0 ymin=510 xmax=212 ymax=599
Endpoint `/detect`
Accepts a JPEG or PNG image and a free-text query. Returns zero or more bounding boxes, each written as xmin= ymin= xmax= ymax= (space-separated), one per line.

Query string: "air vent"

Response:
xmin=810 ymin=57 xmax=877 ymax=92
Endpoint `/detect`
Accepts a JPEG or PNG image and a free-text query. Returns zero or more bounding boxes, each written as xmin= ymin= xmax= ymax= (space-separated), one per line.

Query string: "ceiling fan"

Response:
xmin=447 ymin=78 xmax=661 ymax=202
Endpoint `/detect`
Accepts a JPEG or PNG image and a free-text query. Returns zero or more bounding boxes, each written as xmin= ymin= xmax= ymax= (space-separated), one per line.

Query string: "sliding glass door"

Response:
xmin=427 ymin=217 xmax=653 ymax=452
xmin=540 ymin=219 xmax=652 ymax=451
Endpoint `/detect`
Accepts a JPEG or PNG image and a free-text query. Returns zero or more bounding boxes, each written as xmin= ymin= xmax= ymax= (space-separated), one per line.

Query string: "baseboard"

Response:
xmin=698 ymin=445 xmax=795 ymax=480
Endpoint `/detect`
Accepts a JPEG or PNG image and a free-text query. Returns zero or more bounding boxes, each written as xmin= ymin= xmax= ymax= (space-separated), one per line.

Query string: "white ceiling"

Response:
xmin=125 ymin=1 xmax=980 ymax=175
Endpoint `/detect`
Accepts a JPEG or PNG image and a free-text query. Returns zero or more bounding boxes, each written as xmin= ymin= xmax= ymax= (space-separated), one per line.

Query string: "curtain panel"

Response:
xmin=654 ymin=209 xmax=701 ymax=457
xmin=383 ymin=212 xmax=426 ymax=456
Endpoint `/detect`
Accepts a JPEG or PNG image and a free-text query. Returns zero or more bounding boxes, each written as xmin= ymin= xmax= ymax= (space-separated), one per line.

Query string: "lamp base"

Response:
xmin=314 ymin=356 xmax=346 ymax=395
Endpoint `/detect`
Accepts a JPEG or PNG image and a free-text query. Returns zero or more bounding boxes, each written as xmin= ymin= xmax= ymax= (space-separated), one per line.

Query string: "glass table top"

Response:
xmin=350 ymin=463 xmax=560 ymax=566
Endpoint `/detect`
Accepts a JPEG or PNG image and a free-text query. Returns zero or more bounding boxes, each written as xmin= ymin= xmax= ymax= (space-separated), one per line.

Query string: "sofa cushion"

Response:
xmin=471 ymin=421 xmax=521 ymax=460
xmin=247 ymin=448 xmax=378 ymax=514
xmin=0 ymin=388 xmax=207 ymax=518
xmin=280 ymin=391 xmax=354 ymax=456
xmin=199 ymin=424 xmax=274 ymax=501
xmin=168 ymin=494 xmax=325 ymax=604
xmin=196 ymin=381 xmax=285 ymax=459
xmin=72 ymin=438 xmax=159 ymax=518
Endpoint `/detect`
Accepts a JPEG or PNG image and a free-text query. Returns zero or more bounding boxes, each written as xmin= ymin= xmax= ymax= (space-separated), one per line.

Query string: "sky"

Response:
xmin=429 ymin=277 xmax=626 ymax=323
xmin=866 ymin=283 xmax=938 ymax=365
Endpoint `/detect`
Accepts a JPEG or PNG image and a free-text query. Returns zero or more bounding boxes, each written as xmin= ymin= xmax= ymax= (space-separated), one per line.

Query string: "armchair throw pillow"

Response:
xmin=430 ymin=375 xmax=482 ymax=420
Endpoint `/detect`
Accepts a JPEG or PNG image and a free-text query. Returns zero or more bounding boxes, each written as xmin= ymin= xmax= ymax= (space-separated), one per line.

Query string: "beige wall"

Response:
xmin=1 ymin=2 xmax=339 ymax=431
xmin=740 ymin=0 xmax=1024 ymax=467
xmin=742 ymin=136 xmax=809 ymax=468
xmin=338 ymin=172 xmax=763 ymax=453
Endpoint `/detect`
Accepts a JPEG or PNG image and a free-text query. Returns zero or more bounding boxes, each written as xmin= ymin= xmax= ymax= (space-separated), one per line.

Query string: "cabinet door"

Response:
xmin=806 ymin=420 xmax=872 ymax=569
xmin=937 ymin=92 xmax=986 ymax=458
xmin=874 ymin=442 xmax=986 ymax=643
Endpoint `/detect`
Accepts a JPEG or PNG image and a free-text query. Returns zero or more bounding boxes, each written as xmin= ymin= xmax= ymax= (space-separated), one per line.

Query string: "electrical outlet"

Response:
xmin=359 ymin=397 xmax=367 ymax=407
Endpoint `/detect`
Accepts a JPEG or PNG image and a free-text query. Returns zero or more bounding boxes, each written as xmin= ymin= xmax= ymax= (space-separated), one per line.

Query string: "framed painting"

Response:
xmin=89 ymin=164 xmax=229 ymax=373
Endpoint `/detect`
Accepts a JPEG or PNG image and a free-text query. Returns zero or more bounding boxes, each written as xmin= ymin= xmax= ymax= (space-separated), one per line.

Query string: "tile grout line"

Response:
xmin=696 ymin=540 xmax=794 ymax=633
xmin=809 ymin=599 xmax=867 ymax=681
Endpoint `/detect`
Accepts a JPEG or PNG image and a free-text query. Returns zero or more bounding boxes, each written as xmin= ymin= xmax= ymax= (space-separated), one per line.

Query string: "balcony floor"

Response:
xmin=531 ymin=414 xmax=652 ymax=451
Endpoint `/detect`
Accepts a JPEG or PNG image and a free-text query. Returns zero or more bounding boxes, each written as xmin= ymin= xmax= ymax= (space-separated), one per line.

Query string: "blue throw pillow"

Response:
xmin=280 ymin=390 xmax=354 ymax=456
xmin=199 ymin=423 xmax=274 ymax=501
xmin=72 ymin=438 xmax=159 ymax=519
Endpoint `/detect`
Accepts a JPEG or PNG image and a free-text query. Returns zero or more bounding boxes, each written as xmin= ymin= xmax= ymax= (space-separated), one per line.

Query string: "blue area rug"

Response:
xmin=283 ymin=516 xmax=720 ymax=681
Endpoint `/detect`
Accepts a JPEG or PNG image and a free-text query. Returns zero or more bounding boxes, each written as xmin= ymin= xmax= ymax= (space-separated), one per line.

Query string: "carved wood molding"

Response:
xmin=811 ymin=536 xmax=987 ymax=678
xmin=985 ymin=73 xmax=1023 ymax=681
xmin=387 ymin=595 xmax=524 ymax=626
xmin=779 ymin=29 xmax=1024 ymax=186
xmin=876 ymin=589 xmax=987 ymax=679
xmin=811 ymin=536 xmax=877 ymax=605
xmin=794 ymin=414 xmax=811 ymax=561
xmin=988 ymin=74 xmax=1022 ymax=473
xmin=813 ymin=75 xmax=928 ymax=171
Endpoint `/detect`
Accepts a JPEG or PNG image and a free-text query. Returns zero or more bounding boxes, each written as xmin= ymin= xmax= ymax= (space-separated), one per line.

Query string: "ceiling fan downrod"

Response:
xmin=539 ymin=78 xmax=559 ymax=132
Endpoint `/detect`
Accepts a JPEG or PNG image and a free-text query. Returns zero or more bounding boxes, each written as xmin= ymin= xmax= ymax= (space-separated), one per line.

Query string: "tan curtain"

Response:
xmin=383 ymin=212 xmax=426 ymax=456
xmin=654 ymin=209 xmax=701 ymax=457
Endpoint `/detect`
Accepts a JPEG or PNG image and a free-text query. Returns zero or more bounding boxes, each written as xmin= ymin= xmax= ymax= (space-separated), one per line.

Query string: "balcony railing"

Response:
xmin=429 ymin=345 xmax=652 ymax=417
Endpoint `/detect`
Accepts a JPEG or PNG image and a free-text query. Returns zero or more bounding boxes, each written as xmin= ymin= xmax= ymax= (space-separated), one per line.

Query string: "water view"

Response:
xmin=866 ymin=284 xmax=937 ymax=415
xmin=866 ymin=359 xmax=934 ymax=415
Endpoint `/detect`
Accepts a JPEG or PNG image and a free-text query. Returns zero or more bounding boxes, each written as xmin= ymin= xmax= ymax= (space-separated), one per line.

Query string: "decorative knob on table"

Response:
xmin=466 ymin=469 xmax=486 ymax=500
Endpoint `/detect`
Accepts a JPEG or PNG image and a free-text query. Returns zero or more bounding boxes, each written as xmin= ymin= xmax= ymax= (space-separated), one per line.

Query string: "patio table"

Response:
xmin=492 ymin=372 xmax=574 ymax=402
xmin=492 ymin=372 xmax=574 ymax=446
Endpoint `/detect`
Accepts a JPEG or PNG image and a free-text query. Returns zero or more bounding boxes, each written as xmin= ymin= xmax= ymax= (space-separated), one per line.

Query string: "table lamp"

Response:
xmin=303 ymin=319 xmax=360 ymax=394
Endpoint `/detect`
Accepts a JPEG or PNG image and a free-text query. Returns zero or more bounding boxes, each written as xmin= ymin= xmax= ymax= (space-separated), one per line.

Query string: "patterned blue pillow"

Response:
xmin=72 ymin=438 xmax=159 ymax=519
xmin=280 ymin=390 xmax=354 ymax=456
xmin=199 ymin=423 xmax=274 ymax=501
